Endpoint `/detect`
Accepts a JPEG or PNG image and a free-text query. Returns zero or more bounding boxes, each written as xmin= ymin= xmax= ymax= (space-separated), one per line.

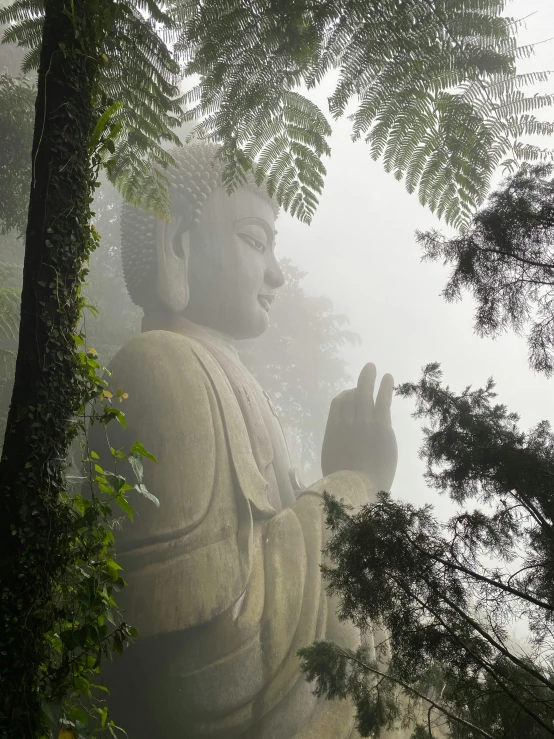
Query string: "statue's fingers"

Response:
xmin=327 ymin=390 xmax=348 ymax=428
xmin=356 ymin=363 xmax=376 ymax=418
xmin=375 ymin=373 xmax=394 ymax=424
xmin=341 ymin=388 xmax=357 ymax=424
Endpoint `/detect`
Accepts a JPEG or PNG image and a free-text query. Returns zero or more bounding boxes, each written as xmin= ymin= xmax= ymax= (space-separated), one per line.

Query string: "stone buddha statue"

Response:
xmin=100 ymin=143 xmax=402 ymax=738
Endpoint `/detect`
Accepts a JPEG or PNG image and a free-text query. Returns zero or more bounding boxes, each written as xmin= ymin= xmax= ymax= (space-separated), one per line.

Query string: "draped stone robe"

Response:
xmin=101 ymin=320 xmax=403 ymax=739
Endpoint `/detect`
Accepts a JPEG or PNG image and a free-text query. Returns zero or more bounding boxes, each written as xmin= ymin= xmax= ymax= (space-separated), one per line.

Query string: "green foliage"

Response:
xmin=0 ymin=73 xmax=34 ymax=234
xmin=38 ymin=380 xmax=159 ymax=738
xmin=0 ymin=0 xmax=183 ymax=215
xmin=299 ymin=641 xmax=404 ymax=738
xmin=0 ymin=227 xmax=153 ymax=738
xmin=238 ymin=258 xmax=358 ymax=481
xmin=175 ymin=0 xmax=553 ymax=227
xmin=300 ymin=364 xmax=554 ymax=737
xmin=1 ymin=0 xmax=553 ymax=734
xmin=0 ymin=204 xmax=143 ymax=739
xmin=417 ymin=164 xmax=554 ymax=374
xmin=0 ymin=245 xmax=159 ymax=736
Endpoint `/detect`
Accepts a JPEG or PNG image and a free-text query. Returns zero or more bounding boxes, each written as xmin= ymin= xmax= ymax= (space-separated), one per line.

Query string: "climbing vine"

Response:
xmin=0 ymin=2 xmax=157 ymax=736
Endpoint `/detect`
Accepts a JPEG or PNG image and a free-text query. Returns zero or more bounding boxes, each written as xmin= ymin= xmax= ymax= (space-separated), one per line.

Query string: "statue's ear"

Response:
xmin=156 ymin=218 xmax=190 ymax=313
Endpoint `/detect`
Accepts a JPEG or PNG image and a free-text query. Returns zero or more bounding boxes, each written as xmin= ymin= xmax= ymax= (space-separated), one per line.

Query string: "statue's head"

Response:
xmin=121 ymin=143 xmax=284 ymax=340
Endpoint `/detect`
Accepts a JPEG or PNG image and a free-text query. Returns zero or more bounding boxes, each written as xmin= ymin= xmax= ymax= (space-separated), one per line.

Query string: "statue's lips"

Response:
xmin=257 ymin=294 xmax=274 ymax=312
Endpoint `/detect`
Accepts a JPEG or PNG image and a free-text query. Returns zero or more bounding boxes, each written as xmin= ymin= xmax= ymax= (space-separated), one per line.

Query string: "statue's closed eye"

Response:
xmin=238 ymin=232 xmax=266 ymax=254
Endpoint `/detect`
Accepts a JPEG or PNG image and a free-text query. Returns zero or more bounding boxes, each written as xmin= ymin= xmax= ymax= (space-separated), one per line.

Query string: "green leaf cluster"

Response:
xmin=1 ymin=264 xmax=159 ymax=737
xmin=4 ymin=0 xmax=553 ymax=228
xmin=299 ymin=641 xmax=404 ymax=738
xmin=37 ymin=413 xmax=159 ymax=738
xmin=0 ymin=16 xmax=161 ymax=726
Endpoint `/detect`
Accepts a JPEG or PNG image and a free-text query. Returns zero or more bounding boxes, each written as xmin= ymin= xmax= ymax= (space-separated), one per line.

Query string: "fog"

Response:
xmin=275 ymin=0 xmax=554 ymax=517
xmin=2 ymin=2 xmax=553 ymax=736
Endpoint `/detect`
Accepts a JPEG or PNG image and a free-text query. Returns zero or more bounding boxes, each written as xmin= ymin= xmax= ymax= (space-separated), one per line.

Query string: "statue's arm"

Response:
xmin=100 ymin=330 xmax=252 ymax=635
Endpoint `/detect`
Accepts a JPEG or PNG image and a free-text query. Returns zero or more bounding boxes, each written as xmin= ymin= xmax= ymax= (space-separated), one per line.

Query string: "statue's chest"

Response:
xmin=207 ymin=345 xmax=296 ymax=511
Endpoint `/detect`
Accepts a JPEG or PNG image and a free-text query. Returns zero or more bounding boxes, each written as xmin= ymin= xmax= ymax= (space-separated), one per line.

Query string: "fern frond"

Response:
xmin=171 ymin=0 xmax=554 ymax=228
xmin=5 ymin=0 xmax=554 ymax=227
xmin=2 ymin=0 xmax=183 ymax=216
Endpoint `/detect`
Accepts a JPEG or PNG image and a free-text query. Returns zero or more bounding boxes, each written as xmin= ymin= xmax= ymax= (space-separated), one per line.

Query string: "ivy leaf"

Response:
xmin=102 ymin=407 xmax=126 ymax=428
xmin=130 ymin=440 xmax=157 ymax=463
xmin=115 ymin=494 xmax=133 ymax=521
xmin=128 ymin=452 xmax=143 ymax=484
xmin=58 ymin=729 xmax=77 ymax=739
xmin=134 ymin=483 xmax=160 ymax=508
xmin=100 ymin=705 xmax=109 ymax=729
xmin=104 ymin=471 xmax=132 ymax=494
xmin=66 ymin=704 xmax=88 ymax=725
xmin=105 ymin=559 xmax=122 ymax=582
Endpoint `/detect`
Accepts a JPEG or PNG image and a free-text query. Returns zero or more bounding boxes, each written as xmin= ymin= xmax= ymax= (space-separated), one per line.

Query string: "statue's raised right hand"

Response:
xmin=321 ymin=363 xmax=397 ymax=492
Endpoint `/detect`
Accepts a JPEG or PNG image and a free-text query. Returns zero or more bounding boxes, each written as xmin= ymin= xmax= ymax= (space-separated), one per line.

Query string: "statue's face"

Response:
xmin=182 ymin=186 xmax=284 ymax=339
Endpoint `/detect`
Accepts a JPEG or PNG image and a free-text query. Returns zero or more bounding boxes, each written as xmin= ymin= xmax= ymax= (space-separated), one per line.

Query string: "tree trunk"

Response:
xmin=0 ymin=1 xmax=101 ymax=733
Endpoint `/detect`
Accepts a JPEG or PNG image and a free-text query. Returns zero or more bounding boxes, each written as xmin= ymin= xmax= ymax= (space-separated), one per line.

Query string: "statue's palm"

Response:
xmin=321 ymin=363 xmax=397 ymax=493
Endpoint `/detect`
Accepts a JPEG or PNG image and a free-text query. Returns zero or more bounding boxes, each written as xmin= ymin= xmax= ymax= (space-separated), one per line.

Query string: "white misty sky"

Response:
xmin=275 ymin=0 xmax=554 ymax=517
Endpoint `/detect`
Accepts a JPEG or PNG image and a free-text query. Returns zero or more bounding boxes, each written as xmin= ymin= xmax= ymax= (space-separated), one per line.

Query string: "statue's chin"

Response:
xmin=230 ymin=307 xmax=270 ymax=340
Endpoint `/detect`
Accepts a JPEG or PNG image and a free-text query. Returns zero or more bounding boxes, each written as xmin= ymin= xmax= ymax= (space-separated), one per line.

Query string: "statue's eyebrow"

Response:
xmin=234 ymin=216 xmax=275 ymax=242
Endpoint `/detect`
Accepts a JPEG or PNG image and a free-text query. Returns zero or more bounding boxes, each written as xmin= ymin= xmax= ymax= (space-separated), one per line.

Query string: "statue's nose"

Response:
xmin=265 ymin=265 xmax=285 ymax=289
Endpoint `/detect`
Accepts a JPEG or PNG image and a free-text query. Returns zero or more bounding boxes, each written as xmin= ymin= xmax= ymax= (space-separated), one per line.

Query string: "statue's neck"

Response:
xmin=142 ymin=311 xmax=238 ymax=361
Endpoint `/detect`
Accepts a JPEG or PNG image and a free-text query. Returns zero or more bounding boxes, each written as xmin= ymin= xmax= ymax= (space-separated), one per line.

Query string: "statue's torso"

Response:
xmin=101 ymin=326 xmax=398 ymax=739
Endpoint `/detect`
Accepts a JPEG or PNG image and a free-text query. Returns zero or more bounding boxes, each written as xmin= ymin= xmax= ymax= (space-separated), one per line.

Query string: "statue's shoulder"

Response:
xmin=109 ymin=330 xmax=217 ymax=394
xmin=111 ymin=329 xmax=201 ymax=362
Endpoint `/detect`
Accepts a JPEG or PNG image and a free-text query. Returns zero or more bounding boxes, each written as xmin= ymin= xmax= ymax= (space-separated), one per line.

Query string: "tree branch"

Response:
xmin=477 ymin=245 xmax=554 ymax=274
xmin=386 ymin=572 xmax=554 ymax=735
xmin=420 ymin=572 xmax=554 ymax=694
xmin=336 ymin=648 xmax=496 ymax=739
xmin=407 ymin=535 xmax=554 ymax=613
